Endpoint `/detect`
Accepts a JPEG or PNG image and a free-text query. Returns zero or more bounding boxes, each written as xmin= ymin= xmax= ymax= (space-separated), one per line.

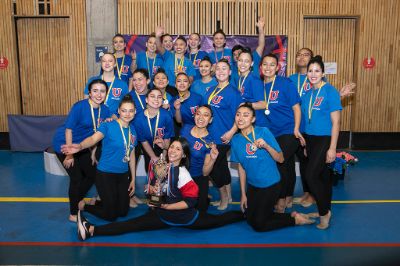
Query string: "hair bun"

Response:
xmin=314 ymin=55 xmax=323 ymax=62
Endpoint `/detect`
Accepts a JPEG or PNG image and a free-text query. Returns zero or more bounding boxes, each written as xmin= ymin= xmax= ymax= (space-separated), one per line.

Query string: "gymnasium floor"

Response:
xmin=0 ymin=150 xmax=400 ymax=265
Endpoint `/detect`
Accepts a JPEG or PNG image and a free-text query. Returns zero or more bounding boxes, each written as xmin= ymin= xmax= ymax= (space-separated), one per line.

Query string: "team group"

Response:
xmin=54 ymin=17 xmax=355 ymax=240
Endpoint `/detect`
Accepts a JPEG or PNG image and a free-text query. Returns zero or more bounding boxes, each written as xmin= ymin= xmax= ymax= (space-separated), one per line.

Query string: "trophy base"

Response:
xmin=148 ymin=195 xmax=166 ymax=207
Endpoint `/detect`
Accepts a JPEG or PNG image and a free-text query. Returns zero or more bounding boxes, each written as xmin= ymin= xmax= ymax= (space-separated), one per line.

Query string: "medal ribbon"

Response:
xmin=102 ymin=75 xmax=115 ymax=106
xmin=145 ymin=109 xmax=160 ymax=143
xmin=214 ymin=49 xmax=224 ymax=63
xmin=88 ymin=99 xmax=101 ymax=133
xmin=238 ymin=73 xmax=249 ymax=93
xmin=135 ymin=91 xmax=145 ymax=110
xmin=263 ymin=76 xmax=276 ymax=113
xmin=199 ymin=136 xmax=211 ymax=149
xmin=308 ymin=82 xmax=326 ymax=122
xmin=174 ymin=54 xmax=185 ymax=74
xmin=297 ymin=73 xmax=308 ymax=95
xmin=117 ymin=119 xmax=131 ymax=160
xmin=115 ymin=55 xmax=125 ymax=79
xmin=241 ymin=127 xmax=256 ymax=146
xmin=190 ymin=52 xmax=198 ymax=64
xmin=146 ymin=52 xmax=157 ymax=76
xmin=207 ymin=82 xmax=229 ymax=105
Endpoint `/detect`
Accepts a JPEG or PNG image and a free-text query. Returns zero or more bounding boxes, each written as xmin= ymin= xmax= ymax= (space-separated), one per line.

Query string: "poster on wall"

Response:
xmin=123 ymin=35 xmax=288 ymax=76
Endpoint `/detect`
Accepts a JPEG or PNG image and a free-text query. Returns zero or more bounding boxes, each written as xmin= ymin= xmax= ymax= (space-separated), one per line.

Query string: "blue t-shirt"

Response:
xmin=190 ymin=78 xmax=218 ymax=99
xmin=252 ymin=51 xmax=262 ymax=78
xmin=52 ymin=99 xmax=111 ymax=153
xmin=208 ymin=48 xmax=233 ymax=66
xmin=301 ymin=83 xmax=342 ymax=136
xmin=128 ymin=90 xmax=147 ymax=116
xmin=256 ymin=76 xmax=301 ymax=137
xmin=231 ymin=51 xmax=262 ymax=87
xmin=172 ymin=92 xmax=203 ymax=127
xmin=136 ymin=51 xmax=164 ymax=79
xmin=231 ymin=126 xmax=282 ymax=188
xmin=203 ymin=83 xmax=244 ymax=145
xmin=236 ymin=73 xmax=264 ymax=103
xmin=84 ymin=75 xmax=129 ymax=115
xmin=97 ymin=120 xmax=137 ymax=173
xmin=133 ymin=108 xmax=175 ymax=146
xmin=180 ymin=125 xmax=214 ymax=177
xmin=288 ymin=73 xmax=312 ymax=133
xmin=161 ymin=50 xmax=195 ymax=86
xmin=185 ymin=50 xmax=209 ymax=80
xmin=115 ymin=55 xmax=133 ymax=86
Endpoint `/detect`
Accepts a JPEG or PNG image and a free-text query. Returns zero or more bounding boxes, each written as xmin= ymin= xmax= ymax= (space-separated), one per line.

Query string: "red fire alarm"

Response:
xmin=363 ymin=57 xmax=375 ymax=69
xmin=0 ymin=56 xmax=9 ymax=70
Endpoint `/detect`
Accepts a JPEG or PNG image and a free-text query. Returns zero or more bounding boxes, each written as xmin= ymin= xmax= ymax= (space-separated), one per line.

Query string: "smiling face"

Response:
xmin=167 ymin=140 xmax=184 ymax=165
xmin=89 ymin=83 xmax=107 ymax=105
xmin=213 ymin=33 xmax=226 ymax=49
xmin=162 ymin=35 xmax=174 ymax=51
xmin=174 ymin=39 xmax=187 ymax=55
xmin=194 ymin=106 xmax=212 ymax=129
xmin=146 ymin=36 xmax=157 ymax=53
xmin=261 ymin=56 xmax=279 ymax=80
xmin=296 ymin=48 xmax=312 ymax=68
xmin=237 ymin=52 xmax=253 ymax=75
xmin=307 ymin=62 xmax=324 ymax=86
xmin=215 ymin=61 xmax=231 ymax=83
xmin=146 ymin=89 xmax=163 ymax=109
xmin=199 ymin=60 xmax=212 ymax=77
xmin=188 ymin=34 xmax=200 ymax=50
xmin=101 ymin=54 xmax=116 ymax=72
xmin=235 ymin=106 xmax=255 ymax=131
xmin=175 ymin=74 xmax=190 ymax=93
xmin=133 ymin=72 xmax=149 ymax=94
xmin=153 ymin=72 xmax=168 ymax=90
xmin=113 ymin=36 xmax=126 ymax=53
xmin=118 ymin=102 xmax=135 ymax=124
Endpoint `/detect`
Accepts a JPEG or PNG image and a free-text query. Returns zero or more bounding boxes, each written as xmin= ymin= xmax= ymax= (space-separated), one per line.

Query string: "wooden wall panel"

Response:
xmin=0 ymin=0 xmax=21 ymax=131
xmin=0 ymin=0 xmax=86 ymax=130
xmin=118 ymin=0 xmax=400 ymax=133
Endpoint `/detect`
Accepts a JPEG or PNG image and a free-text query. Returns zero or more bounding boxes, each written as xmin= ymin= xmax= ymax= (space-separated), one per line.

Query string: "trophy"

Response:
xmin=147 ymin=154 xmax=171 ymax=206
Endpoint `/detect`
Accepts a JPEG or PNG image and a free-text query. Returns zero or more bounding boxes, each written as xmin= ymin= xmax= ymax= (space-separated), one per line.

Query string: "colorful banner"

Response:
xmin=123 ymin=34 xmax=288 ymax=76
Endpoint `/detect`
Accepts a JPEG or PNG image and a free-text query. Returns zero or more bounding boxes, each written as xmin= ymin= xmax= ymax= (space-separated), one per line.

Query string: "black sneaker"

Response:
xmin=77 ymin=210 xmax=92 ymax=241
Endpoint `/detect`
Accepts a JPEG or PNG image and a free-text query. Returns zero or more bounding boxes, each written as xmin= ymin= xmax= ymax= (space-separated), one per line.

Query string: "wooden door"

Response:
xmin=16 ymin=18 xmax=73 ymax=115
xmin=304 ymin=18 xmax=357 ymax=133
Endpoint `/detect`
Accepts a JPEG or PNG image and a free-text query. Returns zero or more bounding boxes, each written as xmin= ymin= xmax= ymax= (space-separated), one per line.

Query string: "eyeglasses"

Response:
xmin=296 ymin=53 xmax=311 ymax=58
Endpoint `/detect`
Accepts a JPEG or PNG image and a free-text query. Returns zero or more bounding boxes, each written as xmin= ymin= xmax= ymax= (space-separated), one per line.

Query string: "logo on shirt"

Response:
xmin=129 ymin=134 xmax=136 ymax=146
xmin=211 ymin=96 xmax=223 ymax=104
xmin=112 ymin=87 xmax=122 ymax=98
xmin=193 ymin=59 xmax=201 ymax=68
xmin=240 ymin=86 xmax=245 ymax=96
xmin=313 ymin=97 xmax=324 ymax=107
xmin=193 ymin=141 xmax=203 ymax=151
xmin=245 ymin=143 xmax=256 ymax=155
xmin=123 ymin=66 xmax=129 ymax=74
xmin=270 ymin=91 xmax=279 ymax=101
xmin=304 ymin=83 xmax=312 ymax=92
xmin=156 ymin=128 xmax=165 ymax=138
xmin=190 ymin=106 xmax=198 ymax=115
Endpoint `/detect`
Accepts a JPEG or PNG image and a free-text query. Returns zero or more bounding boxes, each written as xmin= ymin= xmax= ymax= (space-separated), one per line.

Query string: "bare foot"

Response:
xmin=317 ymin=211 xmax=331 ymax=229
xmin=69 ymin=214 xmax=77 ymax=222
xmin=132 ymin=195 xmax=143 ymax=204
xmin=129 ymin=197 xmax=138 ymax=208
xmin=211 ymin=200 xmax=221 ymax=207
xmin=292 ymin=212 xmax=315 ymax=225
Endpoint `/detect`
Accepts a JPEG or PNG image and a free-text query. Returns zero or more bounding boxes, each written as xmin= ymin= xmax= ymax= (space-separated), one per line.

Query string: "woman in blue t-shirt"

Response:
xmin=231 ymin=103 xmax=314 ymax=232
xmin=259 ymin=53 xmax=303 ymax=214
xmin=301 ymin=56 xmax=342 ymax=229
xmin=172 ymin=72 xmax=203 ymax=128
xmin=180 ymin=105 xmax=219 ymax=212
xmin=190 ymin=57 xmax=218 ymax=99
xmin=62 ymin=95 xmax=137 ymax=222
xmin=76 ymin=137 xmax=244 ymax=241
xmin=53 ymin=79 xmax=111 ymax=222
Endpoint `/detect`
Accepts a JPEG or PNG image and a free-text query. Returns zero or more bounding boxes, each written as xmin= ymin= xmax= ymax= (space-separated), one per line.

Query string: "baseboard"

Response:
xmin=0 ymin=132 xmax=10 ymax=150
xmin=351 ymin=132 xmax=400 ymax=150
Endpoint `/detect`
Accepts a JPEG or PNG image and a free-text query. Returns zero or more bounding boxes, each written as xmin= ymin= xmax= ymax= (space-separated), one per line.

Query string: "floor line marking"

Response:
xmin=1 ymin=197 xmax=400 ymax=204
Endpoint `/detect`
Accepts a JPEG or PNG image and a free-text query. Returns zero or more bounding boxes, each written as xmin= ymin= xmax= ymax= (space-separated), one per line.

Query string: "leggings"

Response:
xmin=192 ymin=175 xmax=209 ymax=212
xmin=245 ymin=183 xmax=295 ymax=232
xmin=276 ymin=134 xmax=300 ymax=198
xmin=84 ymin=170 xmax=130 ymax=221
xmin=209 ymin=145 xmax=231 ymax=188
xmin=304 ymin=135 xmax=332 ymax=216
xmin=295 ymin=144 xmax=309 ymax=193
xmin=56 ymin=149 xmax=96 ymax=215
xmin=94 ymin=209 xmax=244 ymax=236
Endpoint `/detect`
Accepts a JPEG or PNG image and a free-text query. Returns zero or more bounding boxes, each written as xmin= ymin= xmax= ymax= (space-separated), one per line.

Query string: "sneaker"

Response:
xmin=77 ymin=210 xmax=92 ymax=241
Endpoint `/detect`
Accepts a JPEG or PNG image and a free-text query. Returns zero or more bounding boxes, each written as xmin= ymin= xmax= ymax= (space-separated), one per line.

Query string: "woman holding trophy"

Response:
xmin=76 ymin=137 xmax=244 ymax=241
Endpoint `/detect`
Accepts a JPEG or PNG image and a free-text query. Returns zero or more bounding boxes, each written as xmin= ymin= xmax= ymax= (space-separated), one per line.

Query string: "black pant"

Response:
xmin=304 ymin=135 xmax=332 ymax=216
xmin=56 ymin=150 xmax=96 ymax=215
xmin=192 ymin=175 xmax=209 ymax=212
xmin=276 ymin=134 xmax=300 ymax=198
xmin=93 ymin=209 xmax=244 ymax=236
xmin=209 ymin=145 xmax=231 ymax=188
xmin=84 ymin=170 xmax=130 ymax=221
xmin=245 ymin=183 xmax=295 ymax=232
xmin=295 ymin=144 xmax=309 ymax=193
